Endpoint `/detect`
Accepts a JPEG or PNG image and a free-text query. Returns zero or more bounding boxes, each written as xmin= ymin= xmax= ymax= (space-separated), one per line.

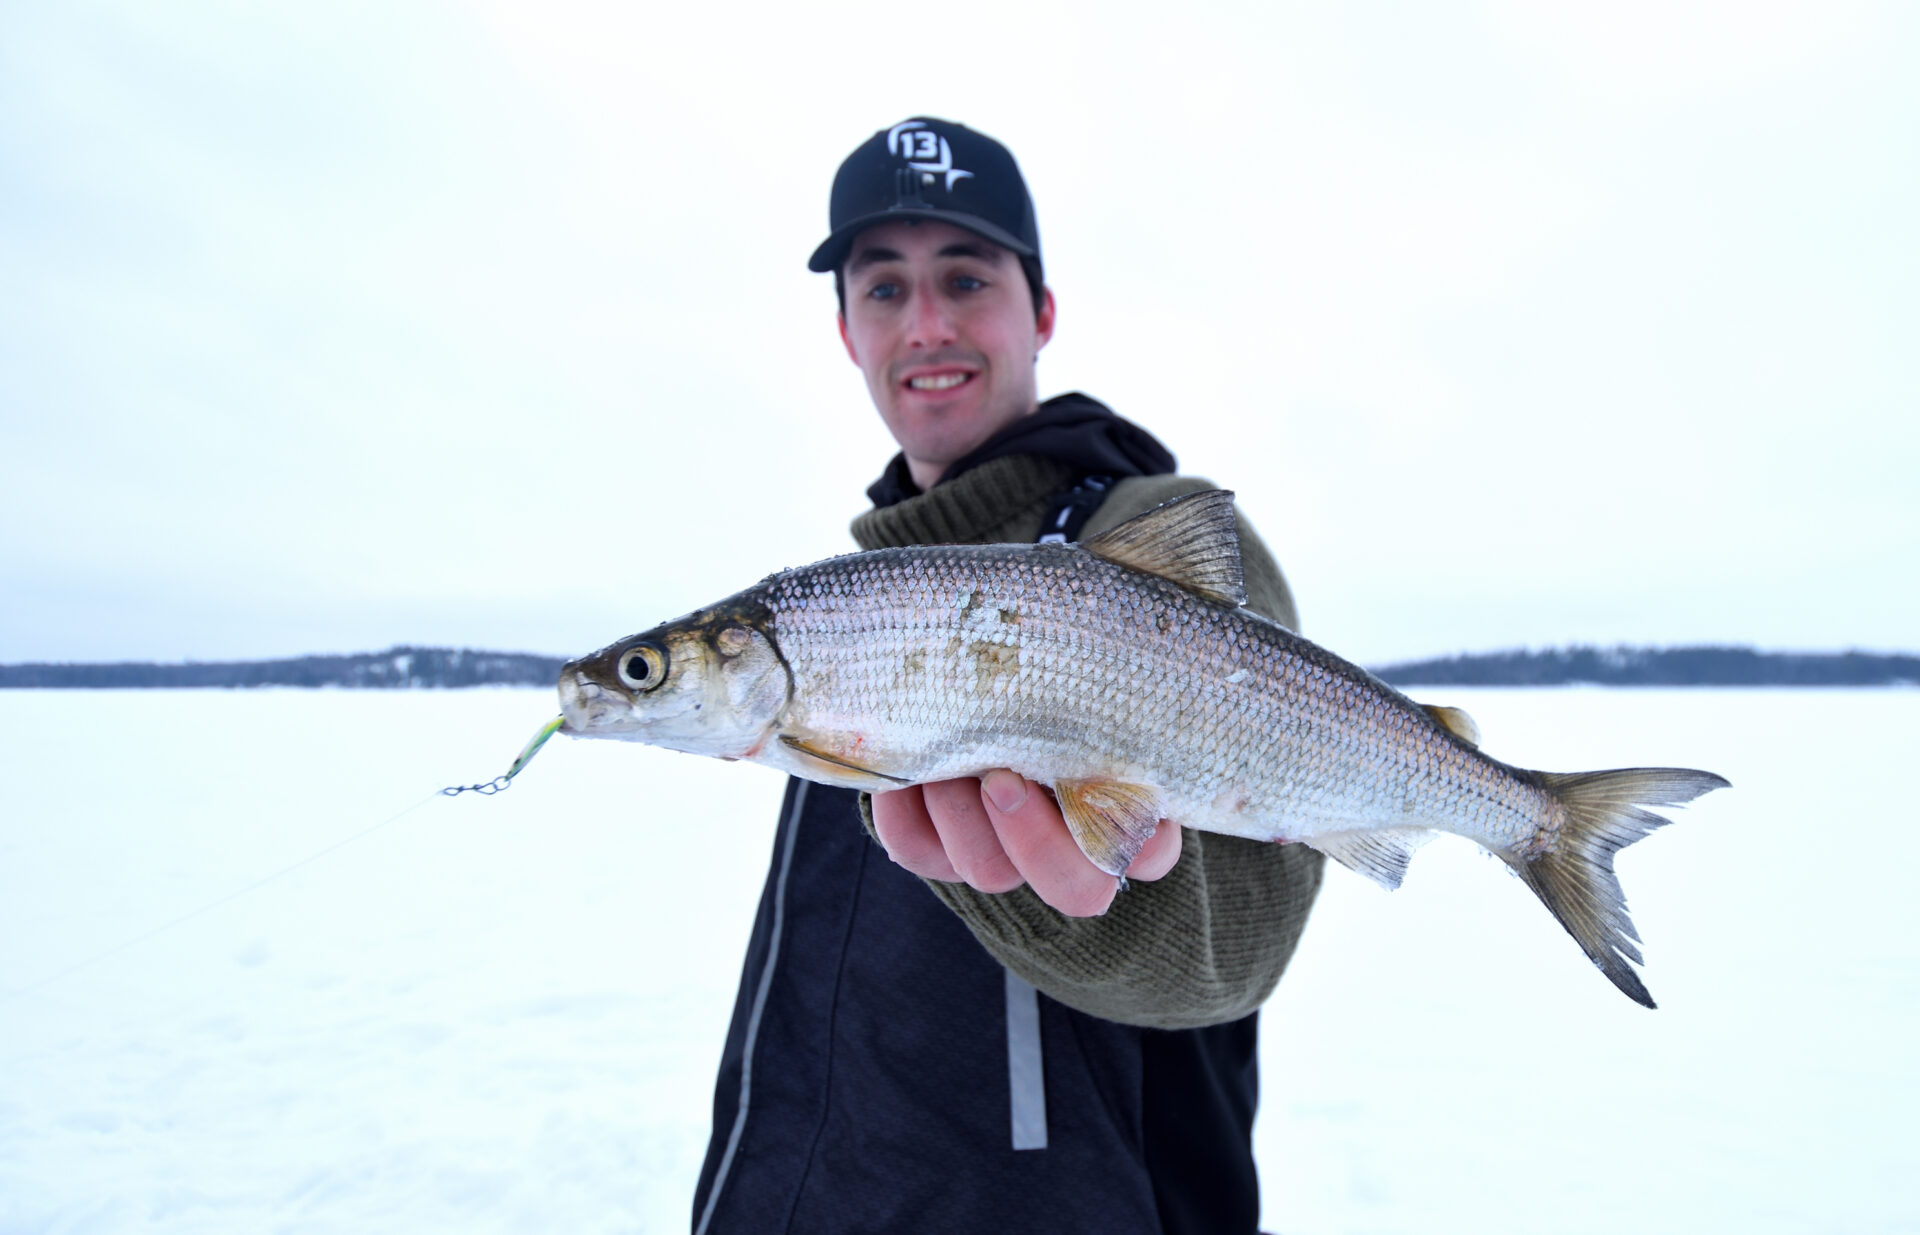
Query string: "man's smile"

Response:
xmin=906 ymin=370 xmax=975 ymax=392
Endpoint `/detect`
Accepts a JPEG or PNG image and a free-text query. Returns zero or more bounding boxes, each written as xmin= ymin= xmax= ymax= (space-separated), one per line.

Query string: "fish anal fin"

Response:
xmin=1079 ymin=489 xmax=1247 ymax=607
xmin=1053 ymin=778 xmax=1166 ymax=877
xmin=1420 ymin=704 xmax=1482 ymax=748
xmin=778 ymin=734 xmax=909 ymax=785
xmin=1310 ymin=827 xmax=1438 ymax=890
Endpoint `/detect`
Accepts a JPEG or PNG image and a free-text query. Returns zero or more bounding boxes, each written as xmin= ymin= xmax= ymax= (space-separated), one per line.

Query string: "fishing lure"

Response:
xmin=442 ymin=715 xmax=564 ymax=796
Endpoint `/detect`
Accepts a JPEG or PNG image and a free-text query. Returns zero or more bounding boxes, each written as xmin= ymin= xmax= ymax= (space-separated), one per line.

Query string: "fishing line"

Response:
xmin=0 ymin=789 xmax=444 ymax=1005
xmin=1 ymin=715 xmax=567 ymax=1005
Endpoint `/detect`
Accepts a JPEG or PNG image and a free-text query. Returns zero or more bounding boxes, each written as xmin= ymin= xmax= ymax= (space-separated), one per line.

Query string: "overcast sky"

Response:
xmin=3 ymin=0 xmax=1913 ymax=667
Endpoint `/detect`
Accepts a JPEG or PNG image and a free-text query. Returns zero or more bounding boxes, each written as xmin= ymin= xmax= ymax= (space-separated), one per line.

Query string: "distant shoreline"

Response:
xmin=0 ymin=647 xmax=564 ymax=689
xmin=1372 ymin=646 xmax=1919 ymax=688
xmin=1 ymin=644 xmax=1915 ymax=689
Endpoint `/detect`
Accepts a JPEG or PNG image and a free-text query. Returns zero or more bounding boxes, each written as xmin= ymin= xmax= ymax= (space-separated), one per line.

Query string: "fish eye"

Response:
xmin=617 ymin=644 xmax=668 ymax=692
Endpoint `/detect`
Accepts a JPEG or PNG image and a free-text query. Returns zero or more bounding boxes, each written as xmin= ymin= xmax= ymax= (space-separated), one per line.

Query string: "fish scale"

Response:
xmin=558 ymin=489 xmax=1727 ymax=1006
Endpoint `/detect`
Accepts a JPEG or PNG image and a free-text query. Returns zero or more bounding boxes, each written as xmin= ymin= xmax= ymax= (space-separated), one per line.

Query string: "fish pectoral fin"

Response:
xmin=777 ymin=735 xmax=910 ymax=785
xmin=1078 ymin=489 xmax=1247 ymax=607
xmin=1309 ymin=827 xmax=1439 ymax=890
xmin=1420 ymin=704 xmax=1482 ymax=748
xmin=1053 ymin=779 xmax=1166 ymax=878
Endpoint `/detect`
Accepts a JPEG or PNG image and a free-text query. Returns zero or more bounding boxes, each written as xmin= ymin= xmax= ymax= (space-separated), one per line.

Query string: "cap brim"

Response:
xmin=807 ymin=208 xmax=1038 ymax=273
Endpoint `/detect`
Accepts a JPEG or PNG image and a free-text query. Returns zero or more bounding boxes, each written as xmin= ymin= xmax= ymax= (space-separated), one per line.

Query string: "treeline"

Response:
xmin=0 ymin=646 xmax=565 ymax=689
xmin=1372 ymin=645 xmax=1920 ymax=687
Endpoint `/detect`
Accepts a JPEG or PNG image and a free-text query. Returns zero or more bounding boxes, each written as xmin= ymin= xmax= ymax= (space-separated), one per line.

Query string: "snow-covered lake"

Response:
xmin=1 ymin=688 xmax=1913 ymax=1233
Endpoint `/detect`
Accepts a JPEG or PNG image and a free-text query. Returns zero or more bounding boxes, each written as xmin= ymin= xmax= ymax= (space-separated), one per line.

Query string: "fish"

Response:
xmin=558 ymin=489 xmax=1727 ymax=1007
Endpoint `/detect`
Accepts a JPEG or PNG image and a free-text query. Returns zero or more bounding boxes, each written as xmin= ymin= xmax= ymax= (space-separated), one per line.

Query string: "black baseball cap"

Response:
xmin=807 ymin=117 xmax=1042 ymax=276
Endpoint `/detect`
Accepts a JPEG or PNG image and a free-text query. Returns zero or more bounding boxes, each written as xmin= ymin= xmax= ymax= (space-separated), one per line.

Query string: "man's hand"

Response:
xmin=870 ymin=771 xmax=1182 ymax=917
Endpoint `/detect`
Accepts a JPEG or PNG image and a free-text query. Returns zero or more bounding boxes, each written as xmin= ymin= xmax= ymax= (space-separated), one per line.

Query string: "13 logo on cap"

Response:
xmin=887 ymin=120 xmax=974 ymax=192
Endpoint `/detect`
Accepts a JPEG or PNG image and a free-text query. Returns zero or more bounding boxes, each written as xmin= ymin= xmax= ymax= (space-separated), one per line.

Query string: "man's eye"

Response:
xmin=867 ymin=282 xmax=900 ymax=301
xmin=951 ymin=275 xmax=985 ymax=292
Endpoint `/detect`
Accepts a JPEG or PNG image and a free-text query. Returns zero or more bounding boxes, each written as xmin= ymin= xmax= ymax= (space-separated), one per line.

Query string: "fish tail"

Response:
xmin=1507 ymin=767 xmax=1729 ymax=1008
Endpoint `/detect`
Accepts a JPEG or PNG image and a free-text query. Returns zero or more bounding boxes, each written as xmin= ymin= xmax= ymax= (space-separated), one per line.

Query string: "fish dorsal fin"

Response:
xmin=778 ymin=734 xmax=909 ymax=785
xmin=1053 ymin=778 xmax=1166 ymax=878
xmin=1420 ymin=704 xmax=1482 ymax=748
xmin=1079 ymin=489 xmax=1247 ymax=607
xmin=1310 ymin=827 xmax=1439 ymax=890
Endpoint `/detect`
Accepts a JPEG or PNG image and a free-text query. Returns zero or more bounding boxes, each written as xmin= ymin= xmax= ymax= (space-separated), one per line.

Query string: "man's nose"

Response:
xmin=905 ymin=284 xmax=956 ymax=347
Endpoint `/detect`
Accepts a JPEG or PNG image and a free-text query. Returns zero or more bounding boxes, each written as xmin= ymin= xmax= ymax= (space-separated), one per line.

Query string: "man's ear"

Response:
xmin=1034 ymin=287 xmax=1057 ymax=355
xmin=838 ymin=312 xmax=860 ymax=365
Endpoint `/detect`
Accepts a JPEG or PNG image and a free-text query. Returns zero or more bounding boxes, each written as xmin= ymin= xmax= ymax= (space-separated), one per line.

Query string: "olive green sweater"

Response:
xmin=849 ymin=455 xmax=1325 ymax=1030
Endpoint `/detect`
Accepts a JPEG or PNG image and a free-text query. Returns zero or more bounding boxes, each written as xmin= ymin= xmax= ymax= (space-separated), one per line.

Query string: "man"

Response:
xmin=691 ymin=118 xmax=1324 ymax=1235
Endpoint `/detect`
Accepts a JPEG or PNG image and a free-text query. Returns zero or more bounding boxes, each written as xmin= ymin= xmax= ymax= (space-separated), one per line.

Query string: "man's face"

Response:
xmin=838 ymin=219 xmax=1056 ymax=490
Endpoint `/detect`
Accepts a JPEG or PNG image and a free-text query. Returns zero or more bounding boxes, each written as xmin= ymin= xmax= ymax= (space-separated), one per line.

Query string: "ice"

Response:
xmin=1 ymin=688 xmax=1914 ymax=1233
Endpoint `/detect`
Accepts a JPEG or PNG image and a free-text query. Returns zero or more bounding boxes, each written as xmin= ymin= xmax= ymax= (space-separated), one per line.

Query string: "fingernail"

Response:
xmin=983 ymin=770 xmax=1028 ymax=813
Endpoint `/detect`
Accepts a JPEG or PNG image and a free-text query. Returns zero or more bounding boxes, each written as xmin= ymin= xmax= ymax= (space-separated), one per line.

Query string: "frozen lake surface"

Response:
xmin=2 ymin=688 xmax=1914 ymax=1233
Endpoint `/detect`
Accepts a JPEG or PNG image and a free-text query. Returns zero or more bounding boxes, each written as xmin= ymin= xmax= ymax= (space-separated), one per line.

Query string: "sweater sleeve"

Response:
xmin=872 ymin=475 xmax=1326 ymax=1030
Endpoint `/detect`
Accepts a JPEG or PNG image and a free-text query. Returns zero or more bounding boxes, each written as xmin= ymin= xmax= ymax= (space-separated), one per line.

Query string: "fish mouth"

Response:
xmin=557 ymin=667 xmax=626 ymax=734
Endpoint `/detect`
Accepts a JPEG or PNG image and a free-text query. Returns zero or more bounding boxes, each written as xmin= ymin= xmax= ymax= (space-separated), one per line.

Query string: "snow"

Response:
xmin=2 ymin=688 xmax=1914 ymax=1233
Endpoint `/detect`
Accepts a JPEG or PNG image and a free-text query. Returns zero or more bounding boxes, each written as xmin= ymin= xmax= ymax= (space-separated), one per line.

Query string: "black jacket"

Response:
xmin=692 ymin=398 xmax=1265 ymax=1233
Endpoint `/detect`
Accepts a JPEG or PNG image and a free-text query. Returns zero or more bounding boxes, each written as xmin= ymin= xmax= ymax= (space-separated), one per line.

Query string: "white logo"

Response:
xmin=887 ymin=120 xmax=974 ymax=192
